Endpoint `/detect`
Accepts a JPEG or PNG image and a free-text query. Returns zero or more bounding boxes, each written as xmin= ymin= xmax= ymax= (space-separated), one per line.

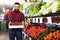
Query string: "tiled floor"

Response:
xmin=0 ymin=31 xmax=9 ymax=40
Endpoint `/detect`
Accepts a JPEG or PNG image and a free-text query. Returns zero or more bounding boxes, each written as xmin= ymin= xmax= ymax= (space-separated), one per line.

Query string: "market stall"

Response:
xmin=0 ymin=0 xmax=60 ymax=40
xmin=22 ymin=0 xmax=60 ymax=40
xmin=23 ymin=14 xmax=60 ymax=40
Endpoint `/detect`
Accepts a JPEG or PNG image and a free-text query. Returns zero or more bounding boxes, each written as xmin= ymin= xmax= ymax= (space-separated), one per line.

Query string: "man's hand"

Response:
xmin=22 ymin=21 xmax=25 ymax=25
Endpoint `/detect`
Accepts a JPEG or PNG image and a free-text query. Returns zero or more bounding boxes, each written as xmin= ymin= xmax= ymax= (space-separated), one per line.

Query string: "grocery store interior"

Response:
xmin=0 ymin=0 xmax=60 ymax=40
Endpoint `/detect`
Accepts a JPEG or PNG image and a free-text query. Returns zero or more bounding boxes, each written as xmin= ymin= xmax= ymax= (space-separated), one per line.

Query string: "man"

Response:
xmin=4 ymin=9 xmax=11 ymax=30
xmin=4 ymin=2 xmax=25 ymax=40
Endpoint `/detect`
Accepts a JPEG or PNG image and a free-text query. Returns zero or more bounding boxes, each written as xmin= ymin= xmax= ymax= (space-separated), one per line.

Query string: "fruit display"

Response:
xmin=44 ymin=30 xmax=60 ymax=40
xmin=24 ymin=23 xmax=46 ymax=38
xmin=24 ymin=23 xmax=60 ymax=40
xmin=28 ymin=26 xmax=46 ymax=38
xmin=28 ymin=27 xmax=37 ymax=37
xmin=53 ymin=30 xmax=60 ymax=39
xmin=23 ymin=0 xmax=60 ymax=40
xmin=36 ymin=28 xmax=56 ymax=40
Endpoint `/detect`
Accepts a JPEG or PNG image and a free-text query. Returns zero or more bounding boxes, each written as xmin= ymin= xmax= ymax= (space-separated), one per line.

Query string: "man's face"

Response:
xmin=14 ymin=4 xmax=20 ymax=9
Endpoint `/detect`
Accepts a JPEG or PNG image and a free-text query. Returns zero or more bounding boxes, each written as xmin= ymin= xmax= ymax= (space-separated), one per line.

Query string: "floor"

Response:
xmin=0 ymin=31 xmax=9 ymax=40
xmin=0 ymin=31 xmax=23 ymax=40
xmin=0 ymin=31 xmax=29 ymax=40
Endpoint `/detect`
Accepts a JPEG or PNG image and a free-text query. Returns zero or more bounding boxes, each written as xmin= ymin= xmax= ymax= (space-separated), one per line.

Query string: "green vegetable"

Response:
xmin=29 ymin=1 xmax=43 ymax=16
xmin=36 ymin=10 xmax=43 ymax=16
xmin=51 ymin=1 xmax=60 ymax=13
xmin=36 ymin=4 xmax=47 ymax=16
xmin=42 ymin=6 xmax=52 ymax=15
xmin=35 ymin=2 xmax=53 ymax=16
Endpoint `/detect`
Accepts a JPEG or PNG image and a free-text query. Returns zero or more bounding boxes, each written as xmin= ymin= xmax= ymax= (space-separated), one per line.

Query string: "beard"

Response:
xmin=14 ymin=9 xmax=19 ymax=13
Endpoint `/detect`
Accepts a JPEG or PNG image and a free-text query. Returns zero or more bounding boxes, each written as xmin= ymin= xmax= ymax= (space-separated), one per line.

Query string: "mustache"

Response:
xmin=14 ymin=9 xmax=19 ymax=13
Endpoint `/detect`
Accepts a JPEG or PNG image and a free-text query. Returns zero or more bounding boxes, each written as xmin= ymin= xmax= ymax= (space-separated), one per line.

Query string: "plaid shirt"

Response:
xmin=5 ymin=11 xmax=25 ymax=22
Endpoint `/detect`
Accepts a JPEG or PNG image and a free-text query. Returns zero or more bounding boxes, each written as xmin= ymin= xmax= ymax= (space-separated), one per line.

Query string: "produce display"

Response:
xmin=51 ymin=1 xmax=60 ymax=13
xmin=44 ymin=30 xmax=60 ymax=40
xmin=29 ymin=1 xmax=44 ymax=16
xmin=37 ymin=28 xmax=56 ymax=40
xmin=36 ymin=2 xmax=53 ymax=16
xmin=19 ymin=4 xmax=23 ymax=11
xmin=28 ymin=0 xmax=60 ymax=16
xmin=24 ymin=23 xmax=46 ymax=37
xmin=23 ymin=0 xmax=60 ymax=40
xmin=28 ymin=26 xmax=46 ymax=38
xmin=29 ymin=5 xmax=35 ymax=16
xmin=24 ymin=23 xmax=60 ymax=40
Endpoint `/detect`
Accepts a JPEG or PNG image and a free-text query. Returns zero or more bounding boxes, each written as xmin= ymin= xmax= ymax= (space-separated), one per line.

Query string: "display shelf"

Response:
xmin=25 ymin=12 xmax=60 ymax=25
xmin=25 ymin=12 xmax=60 ymax=18
xmin=42 ymin=12 xmax=60 ymax=17
xmin=24 ymin=23 xmax=60 ymax=40
xmin=24 ymin=12 xmax=60 ymax=40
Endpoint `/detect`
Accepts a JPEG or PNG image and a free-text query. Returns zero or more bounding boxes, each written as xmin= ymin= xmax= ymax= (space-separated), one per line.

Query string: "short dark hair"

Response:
xmin=14 ymin=2 xmax=20 ymax=6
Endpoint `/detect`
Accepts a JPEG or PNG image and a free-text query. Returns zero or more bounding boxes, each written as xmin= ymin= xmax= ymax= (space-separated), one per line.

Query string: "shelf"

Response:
xmin=25 ymin=12 xmax=60 ymax=18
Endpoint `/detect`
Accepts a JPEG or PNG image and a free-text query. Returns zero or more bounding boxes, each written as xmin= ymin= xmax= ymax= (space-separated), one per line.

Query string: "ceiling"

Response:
xmin=0 ymin=0 xmax=25 ymax=13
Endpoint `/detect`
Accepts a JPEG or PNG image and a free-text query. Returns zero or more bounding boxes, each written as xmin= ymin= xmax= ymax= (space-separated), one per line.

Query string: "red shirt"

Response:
xmin=8 ymin=11 xmax=25 ymax=22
